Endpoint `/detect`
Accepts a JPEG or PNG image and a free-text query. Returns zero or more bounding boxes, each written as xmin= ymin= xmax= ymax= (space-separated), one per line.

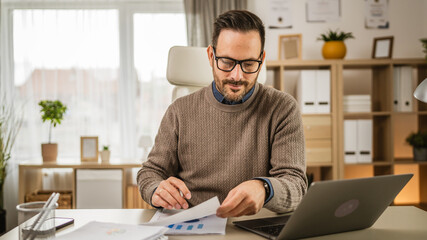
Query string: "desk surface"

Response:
xmin=2 ymin=206 xmax=427 ymax=239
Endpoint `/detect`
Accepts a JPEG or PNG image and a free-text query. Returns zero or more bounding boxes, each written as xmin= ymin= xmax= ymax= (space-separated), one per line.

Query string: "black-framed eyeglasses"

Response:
xmin=212 ymin=47 xmax=263 ymax=74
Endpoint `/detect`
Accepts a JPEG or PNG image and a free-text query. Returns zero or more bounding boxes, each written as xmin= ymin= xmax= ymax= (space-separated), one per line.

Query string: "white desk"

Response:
xmin=2 ymin=206 xmax=427 ymax=239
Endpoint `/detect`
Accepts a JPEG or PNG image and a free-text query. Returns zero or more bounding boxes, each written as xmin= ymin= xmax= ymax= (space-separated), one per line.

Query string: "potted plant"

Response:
xmin=39 ymin=100 xmax=67 ymax=162
xmin=406 ymin=131 xmax=427 ymax=161
xmin=0 ymin=100 xmax=23 ymax=234
xmin=318 ymin=29 xmax=355 ymax=59
xmin=100 ymin=145 xmax=110 ymax=163
xmin=421 ymin=38 xmax=427 ymax=60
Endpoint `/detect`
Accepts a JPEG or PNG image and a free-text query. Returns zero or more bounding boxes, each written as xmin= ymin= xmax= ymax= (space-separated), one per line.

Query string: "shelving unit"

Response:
xmin=19 ymin=161 xmax=142 ymax=209
xmin=266 ymin=59 xmax=339 ymax=182
xmin=267 ymin=58 xmax=427 ymax=207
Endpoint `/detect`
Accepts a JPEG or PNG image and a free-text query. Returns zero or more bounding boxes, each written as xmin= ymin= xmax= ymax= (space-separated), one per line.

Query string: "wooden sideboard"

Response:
xmin=18 ymin=161 xmax=143 ymax=208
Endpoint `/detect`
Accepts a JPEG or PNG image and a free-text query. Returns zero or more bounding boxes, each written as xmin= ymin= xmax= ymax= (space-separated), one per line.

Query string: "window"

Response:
xmin=13 ymin=9 xmax=120 ymax=159
xmin=4 ymin=1 xmax=187 ymax=161
xmin=133 ymin=13 xmax=187 ymax=152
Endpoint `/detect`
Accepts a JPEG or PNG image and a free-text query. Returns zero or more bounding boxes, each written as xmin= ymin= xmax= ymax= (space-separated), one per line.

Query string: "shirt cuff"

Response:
xmin=253 ymin=177 xmax=274 ymax=205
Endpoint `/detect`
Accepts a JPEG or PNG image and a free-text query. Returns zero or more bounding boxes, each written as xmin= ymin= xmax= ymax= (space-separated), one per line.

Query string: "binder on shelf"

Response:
xmin=393 ymin=66 xmax=413 ymax=112
xmin=357 ymin=120 xmax=373 ymax=163
xmin=297 ymin=70 xmax=330 ymax=114
xmin=297 ymin=70 xmax=316 ymax=113
xmin=344 ymin=120 xmax=358 ymax=164
xmin=316 ymin=70 xmax=331 ymax=113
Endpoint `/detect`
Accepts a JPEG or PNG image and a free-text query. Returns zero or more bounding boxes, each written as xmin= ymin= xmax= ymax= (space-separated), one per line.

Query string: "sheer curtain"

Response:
xmin=184 ymin=0 xmax=247 ymax=47
xmin=133 ymin=13 xmax=187 ymax=156
xmin=3 ymin=8 xmax=120 ymax=231
xmin=13 ymin=9 xmax=121 ymax=160
xmin=1 ymin=0 xmax=187 ymax=230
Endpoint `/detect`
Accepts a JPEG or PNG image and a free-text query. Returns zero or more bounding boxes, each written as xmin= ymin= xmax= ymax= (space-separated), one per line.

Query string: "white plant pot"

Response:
xmin=100 ymin=150 xmax=110 ymax=163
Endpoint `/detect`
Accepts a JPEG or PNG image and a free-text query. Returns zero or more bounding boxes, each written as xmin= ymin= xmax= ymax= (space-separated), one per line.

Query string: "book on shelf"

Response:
xmin=344 ymin=95 xmax=371 ymax=113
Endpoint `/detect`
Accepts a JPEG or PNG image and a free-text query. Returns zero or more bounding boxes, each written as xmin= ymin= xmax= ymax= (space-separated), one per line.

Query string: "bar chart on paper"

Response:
xmin=150 ymin=210 xmax=226 ymax=235
xmin=167 ymin=217 xmax=207 ymax=234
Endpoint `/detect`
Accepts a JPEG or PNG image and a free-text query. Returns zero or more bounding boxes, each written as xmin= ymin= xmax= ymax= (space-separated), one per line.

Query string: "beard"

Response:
xmin=222 ymin=79 xmax=248 ymax=102
xmin=213 ymin=70 xmax=257 ymax=102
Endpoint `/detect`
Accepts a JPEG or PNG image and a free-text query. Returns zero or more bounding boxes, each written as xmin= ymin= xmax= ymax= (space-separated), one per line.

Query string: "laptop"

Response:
xmin=233 ymin=174 xmax=412 ymax=240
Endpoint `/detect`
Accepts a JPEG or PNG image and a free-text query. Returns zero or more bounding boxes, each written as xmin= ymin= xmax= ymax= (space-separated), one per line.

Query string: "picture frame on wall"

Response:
xmin=372 ymin=36 xmax=394 ymax=59
xmin=278 ymin=34 xmax=302 ymax=60
xmin=81 ymin=136 xmax=99 ymax=162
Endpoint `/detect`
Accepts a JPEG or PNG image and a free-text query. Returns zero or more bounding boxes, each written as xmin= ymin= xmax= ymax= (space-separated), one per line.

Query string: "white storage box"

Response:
xmin=76 ymin=169 xmax=123 ymax=209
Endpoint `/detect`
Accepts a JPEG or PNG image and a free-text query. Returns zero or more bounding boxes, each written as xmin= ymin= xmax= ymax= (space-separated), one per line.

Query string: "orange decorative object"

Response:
xmin=322 ymin=41 xmax=347 ymax=59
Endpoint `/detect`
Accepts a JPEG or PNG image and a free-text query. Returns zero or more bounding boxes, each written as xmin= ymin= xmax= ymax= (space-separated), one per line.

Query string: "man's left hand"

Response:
xmin=216 ymin=180 xmax=265 ymax=218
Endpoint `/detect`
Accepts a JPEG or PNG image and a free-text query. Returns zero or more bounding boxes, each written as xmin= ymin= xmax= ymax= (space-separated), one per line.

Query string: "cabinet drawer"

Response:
xmin=302 ymin=116 xmax=332 ymax=139
xmin=306 ymin=139 xmax=332 ymax=163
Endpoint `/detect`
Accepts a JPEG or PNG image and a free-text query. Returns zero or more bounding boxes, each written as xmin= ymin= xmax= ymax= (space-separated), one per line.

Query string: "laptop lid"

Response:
xmin=234 ymin=174 xmax=413 ymax=240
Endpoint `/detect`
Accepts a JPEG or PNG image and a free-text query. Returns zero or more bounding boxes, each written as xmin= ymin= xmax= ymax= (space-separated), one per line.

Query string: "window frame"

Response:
xmin=0 ymin=0 xmax=185 ymax=160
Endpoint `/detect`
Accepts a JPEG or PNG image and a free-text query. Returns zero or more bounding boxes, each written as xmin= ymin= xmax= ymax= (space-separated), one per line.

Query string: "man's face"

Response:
xmin=208 ymin=29 xmax=265 ymax=102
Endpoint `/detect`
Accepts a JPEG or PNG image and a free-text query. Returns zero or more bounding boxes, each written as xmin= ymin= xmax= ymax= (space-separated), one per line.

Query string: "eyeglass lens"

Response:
xmin=217 ymin=58 xmax=260 ymax=73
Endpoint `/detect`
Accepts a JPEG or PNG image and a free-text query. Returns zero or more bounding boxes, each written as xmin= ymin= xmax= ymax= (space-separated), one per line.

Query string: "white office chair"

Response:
xmin=166 ymin=46 xmax=267 ymax=101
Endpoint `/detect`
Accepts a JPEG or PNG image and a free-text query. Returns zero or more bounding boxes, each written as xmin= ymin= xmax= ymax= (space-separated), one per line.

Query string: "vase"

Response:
xmin=322 ymin=41 xmax=347 ymax=59
xmin=41 ymin=143 xmax=58 ymax=162
xmin=100 ymin=150 xmax=110 ymax=163
xmin=413 ymin=148 xmax=427 ymax=161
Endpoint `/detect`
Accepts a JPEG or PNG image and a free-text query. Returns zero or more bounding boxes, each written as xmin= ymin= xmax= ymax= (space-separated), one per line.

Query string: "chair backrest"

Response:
xmin=166 ymin=46 xmax=267 ymax=101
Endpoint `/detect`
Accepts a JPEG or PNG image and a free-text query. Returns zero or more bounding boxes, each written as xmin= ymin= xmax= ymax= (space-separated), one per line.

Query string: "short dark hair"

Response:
xmin=212 ymin=10 xmax=265 ymax=52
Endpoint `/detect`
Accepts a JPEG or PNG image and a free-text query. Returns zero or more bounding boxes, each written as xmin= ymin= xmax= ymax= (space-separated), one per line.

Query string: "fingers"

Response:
xmin=217 ymin=193 xmax=256 ymax=218
xmin=151 ymin=177 xmax=191 ymax=209
xmin=226 ymin=198 xmax=260 ymax=217
xmin=216 ymin=180 xmax=265 ymax=218
xmin=168 ymin=177 xmax=192 ymax=200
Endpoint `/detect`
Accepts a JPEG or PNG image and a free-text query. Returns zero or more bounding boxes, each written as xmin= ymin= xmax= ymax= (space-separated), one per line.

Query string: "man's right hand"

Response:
xmin=151 ymin=177 xmax=192 ymax=209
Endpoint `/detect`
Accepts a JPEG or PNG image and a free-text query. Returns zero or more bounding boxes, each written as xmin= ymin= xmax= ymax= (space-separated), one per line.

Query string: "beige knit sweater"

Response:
xmin=137 ymin=82 xmax=307 ymax=213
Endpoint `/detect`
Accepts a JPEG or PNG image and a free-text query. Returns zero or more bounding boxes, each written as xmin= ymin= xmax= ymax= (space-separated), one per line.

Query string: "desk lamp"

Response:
xmin=414 ymin=78 xmax=427 ymax=103
xmin=139 ymin=135 xmax=153 ymax=161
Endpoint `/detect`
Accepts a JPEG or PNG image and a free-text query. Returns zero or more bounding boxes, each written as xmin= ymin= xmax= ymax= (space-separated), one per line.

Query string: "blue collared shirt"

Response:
xmin=212 ymin=81 xmax=255 ymax=105
xmin=211 ymin=81 xmax=274 ymax=205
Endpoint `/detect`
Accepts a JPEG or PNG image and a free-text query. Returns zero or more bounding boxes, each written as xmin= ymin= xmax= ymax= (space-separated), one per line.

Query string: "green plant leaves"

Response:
xmin=39 ymin=100 xmax=67 ymax=143
xmin=318 ymin=29 xmax=355 ymax=42
xmin=406 ymin=131 xmax=427 ymax=149
xmin=38 ymin=100 xmax=67 ymax=127
xmin=421 ymin=39 xmax=427 ymax=60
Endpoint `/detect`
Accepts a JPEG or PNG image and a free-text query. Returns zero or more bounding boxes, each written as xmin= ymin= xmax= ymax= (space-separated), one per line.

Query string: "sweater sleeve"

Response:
xmin=263 ymin=95 xmax=308 ymax=213
xmin=136 ymin=103 xmax=180 ymax=206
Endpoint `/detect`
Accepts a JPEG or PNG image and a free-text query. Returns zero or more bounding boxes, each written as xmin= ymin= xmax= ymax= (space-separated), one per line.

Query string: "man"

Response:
xmin=137 ymin=10 xmax=307 ymax=218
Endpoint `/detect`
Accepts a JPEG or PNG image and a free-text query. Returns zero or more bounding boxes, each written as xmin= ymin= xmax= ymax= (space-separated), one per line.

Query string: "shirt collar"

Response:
xmin=212 ymin=81 xmax=255 ymax=105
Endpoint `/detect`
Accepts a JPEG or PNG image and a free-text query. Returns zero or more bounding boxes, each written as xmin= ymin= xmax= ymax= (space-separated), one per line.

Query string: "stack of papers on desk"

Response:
xmin=146 ymin=196 xmax=227 ymax=235
xmin=55 ymin=197 xmax=226 ymax=239
xmin=55 ymin=221 xmax=168 ymax=240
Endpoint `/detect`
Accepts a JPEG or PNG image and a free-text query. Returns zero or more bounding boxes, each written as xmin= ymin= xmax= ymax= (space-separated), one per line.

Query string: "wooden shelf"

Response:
xmin=302 ymin=113 xmax=332 ymax=117
xmin=344 ymin=162 xmax=392 ymax=166
xmin=307 ymin=162 xmax=333 ymax=167
xmin=19 ymin=161 xmax=141 ymax=169
xmin=344 ymin=112 xmax=391 ymax=118
xmin=19 ymin=161 xmax=142 ymax=209
xmin=267 ymin=59 xmax=336 ymax=68
xmin=266 ymin=58 xmax=427 ymax=207
xmin=394 ymin=160 xmax=427 ymax=165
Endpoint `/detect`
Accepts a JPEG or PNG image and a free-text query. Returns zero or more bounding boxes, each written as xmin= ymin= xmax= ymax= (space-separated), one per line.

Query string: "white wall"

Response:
xmin=249 ymin=0 xmax=426 ymax=61
xmin=424 ymin=1 xmax=427 ymax=40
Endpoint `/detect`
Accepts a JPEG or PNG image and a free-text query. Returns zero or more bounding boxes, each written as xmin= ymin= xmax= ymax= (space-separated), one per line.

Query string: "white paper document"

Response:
xmin=146 ymin=196 xmax=226 ymax=235
xmin=54 ymin=221 xmax=168 ymax=240
xmin=150 ymin=211 xmax=226 ymax=235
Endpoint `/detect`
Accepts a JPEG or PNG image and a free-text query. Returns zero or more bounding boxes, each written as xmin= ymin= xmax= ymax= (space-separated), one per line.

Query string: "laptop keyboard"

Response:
xmin=254 ymin=224 xmax=285 ymax=236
